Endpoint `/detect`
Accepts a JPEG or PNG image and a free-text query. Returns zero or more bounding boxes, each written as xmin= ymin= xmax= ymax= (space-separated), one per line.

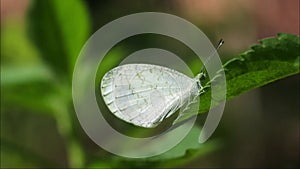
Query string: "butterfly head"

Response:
xmin=194 ymin=72 xmax=206 ymax=95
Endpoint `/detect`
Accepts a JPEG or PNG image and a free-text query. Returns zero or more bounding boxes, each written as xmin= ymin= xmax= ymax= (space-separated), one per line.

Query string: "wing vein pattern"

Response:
xmin=101 ymin=64 xmax=197 ymax=128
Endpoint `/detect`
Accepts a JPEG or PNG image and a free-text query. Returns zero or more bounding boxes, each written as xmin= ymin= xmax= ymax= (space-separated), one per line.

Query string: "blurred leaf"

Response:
xmin=0 ymin=21 xmax=40 ymax=64
xmin=1 ymin=64 xmax=60 ymax=116
xmin=180 ymin=33 xmax=300 ymax=119
xmin=1 ymin=64 xmax=53 ymax=86
xmin=145 ymin=127 xmax=220 ymax=168
xmin=0 ymin=110 xmax=68 ymax=168
xmin=68 ymin=140 xmax=85 ymax=168
xmin=155 ymin=140 xmax=219 ymax=168
xmin=1 ymin=139 xmax=51 ymax=168
xmin=26 ymin=1 xmax=91 ymax=167
xmin=148 ymin=126 xmax=218 ymax=161
xmin=87 ymin=126 xmax=220 ymax=168
xmin=1 ymin=65 xmax=76 ymax=166
xmin=27 ymin=0 xmax=90 ymax=76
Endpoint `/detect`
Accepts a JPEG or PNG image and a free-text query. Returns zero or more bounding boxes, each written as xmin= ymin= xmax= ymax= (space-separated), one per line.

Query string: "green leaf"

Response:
xmin=192 ymin=33 xmax=299 ymax=115
xmin=27 ymin=0 xmax=90 ymax=76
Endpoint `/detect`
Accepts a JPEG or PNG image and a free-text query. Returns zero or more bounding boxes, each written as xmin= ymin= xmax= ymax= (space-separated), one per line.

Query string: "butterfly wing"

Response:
xmin=101 ymin=64 xmax=195 ymax=128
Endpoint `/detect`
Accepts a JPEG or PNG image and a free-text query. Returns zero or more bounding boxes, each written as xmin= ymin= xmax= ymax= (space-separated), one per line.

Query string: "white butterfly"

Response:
xmin=100 ymin=40 xmax=224 ymax=128
xmin=100 ymin=64 xmax=204 ymax=128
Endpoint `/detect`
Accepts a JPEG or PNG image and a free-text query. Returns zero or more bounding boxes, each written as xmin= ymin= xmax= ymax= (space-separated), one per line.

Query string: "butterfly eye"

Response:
xmin=200 ymin=73 xmax=206 ymax=81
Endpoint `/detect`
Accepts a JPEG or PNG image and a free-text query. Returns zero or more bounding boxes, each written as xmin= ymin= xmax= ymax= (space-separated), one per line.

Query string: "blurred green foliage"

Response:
xmin=1 ymin=0 xmax=90 ymax=168
xmin=1 ymin=0 xmax=299 ymax=168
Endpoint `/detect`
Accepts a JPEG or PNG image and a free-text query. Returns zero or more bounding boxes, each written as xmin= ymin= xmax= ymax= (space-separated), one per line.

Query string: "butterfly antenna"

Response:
xmin=199 ymin=39 xmax=224 ymax=73
xmin=216 ymin=38 xmax=225 ymax=50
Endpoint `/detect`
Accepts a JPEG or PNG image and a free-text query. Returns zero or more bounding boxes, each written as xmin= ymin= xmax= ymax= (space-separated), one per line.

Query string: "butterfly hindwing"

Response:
xmin=101 ymin=64 xmax=195 ymax=128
